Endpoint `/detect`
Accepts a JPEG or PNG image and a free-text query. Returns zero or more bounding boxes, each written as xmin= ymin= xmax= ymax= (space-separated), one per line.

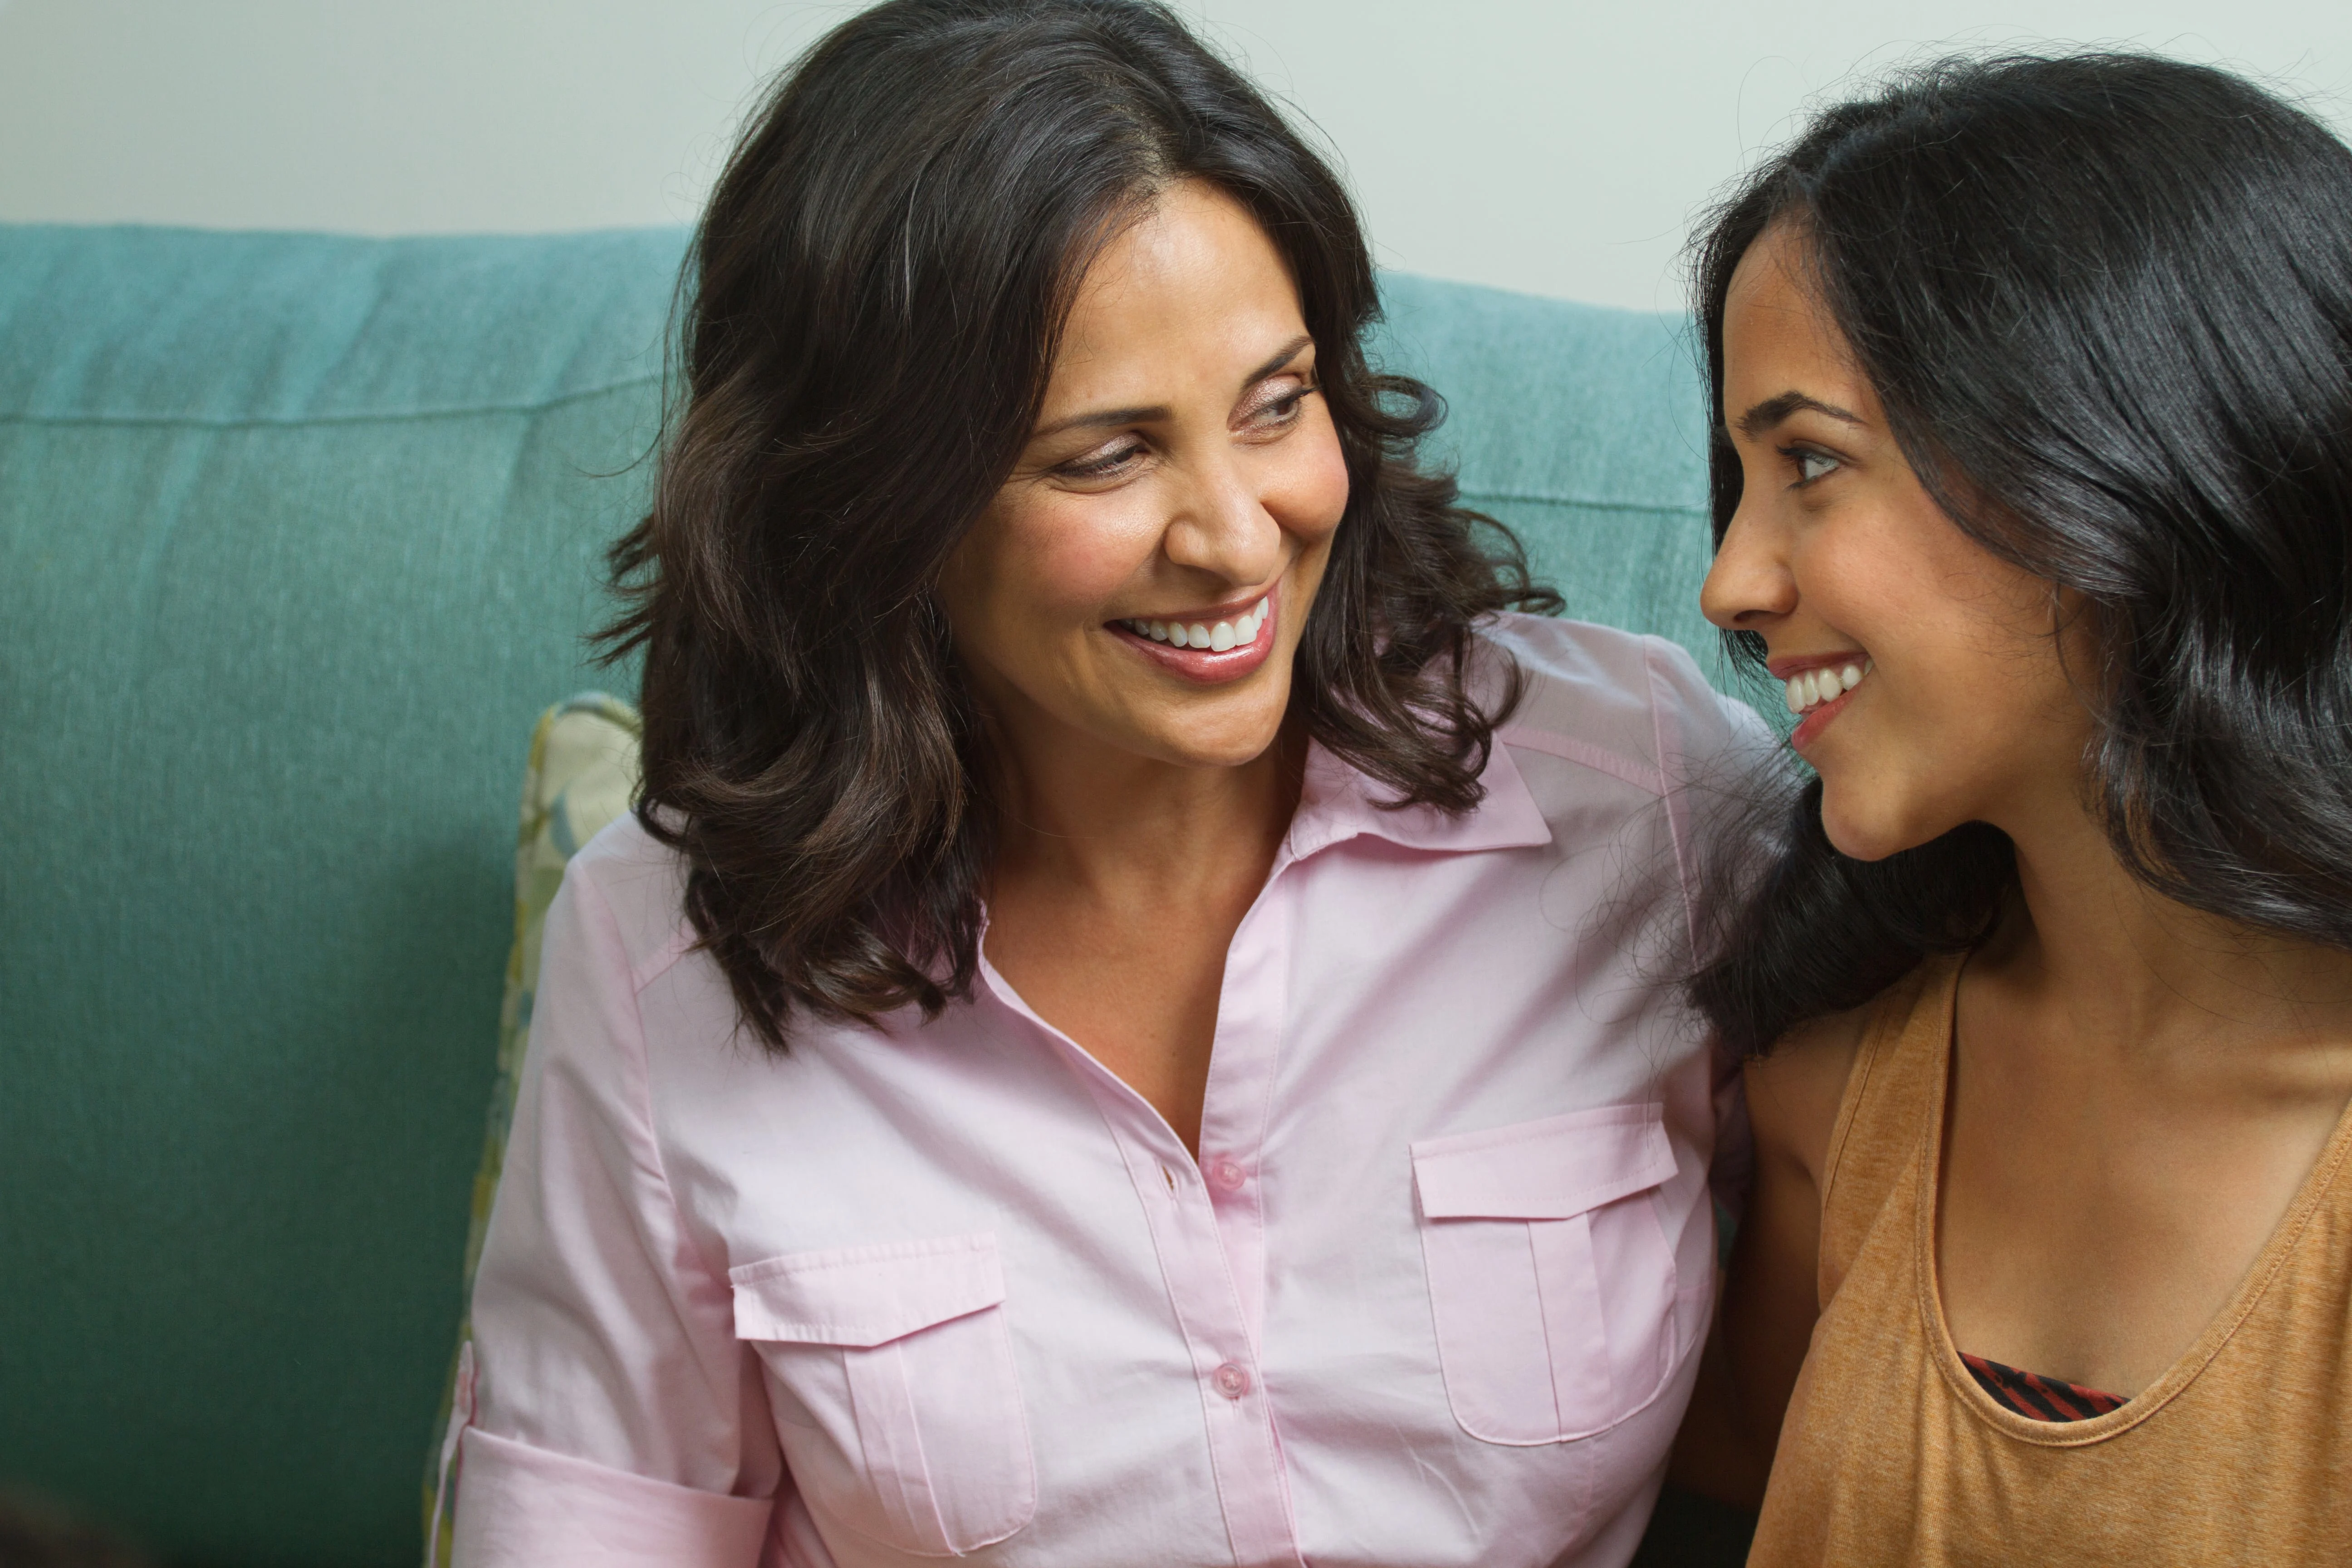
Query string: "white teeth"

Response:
xmin=1785 ymin=658 xmax=1871 ymax=715
xmin=1125 ymin=598 xmax=1269 ymax=653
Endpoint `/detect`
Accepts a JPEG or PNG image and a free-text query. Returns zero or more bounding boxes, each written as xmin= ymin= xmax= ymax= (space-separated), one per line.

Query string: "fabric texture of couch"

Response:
xmin=0 ymin=221 xmax=1722 ymax=1567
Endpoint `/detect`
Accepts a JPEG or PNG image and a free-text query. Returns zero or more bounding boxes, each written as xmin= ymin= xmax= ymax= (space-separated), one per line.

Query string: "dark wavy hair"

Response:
xmin=602 ymin=0 xmax=1555 ymax=1050
xmin=1689 ymin=53 xmax=2352 ymax=1058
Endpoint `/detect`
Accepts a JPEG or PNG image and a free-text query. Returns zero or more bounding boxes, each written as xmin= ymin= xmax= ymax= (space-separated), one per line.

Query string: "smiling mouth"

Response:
xmin=1112 ymin=594 xmax=1270 ymax=654
xmin=1784 ymin=657 xmax=1871 ymax=715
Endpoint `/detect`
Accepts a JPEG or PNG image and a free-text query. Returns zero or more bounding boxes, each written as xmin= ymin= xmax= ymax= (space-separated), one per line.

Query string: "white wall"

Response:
xmin=1 ymin=0 xmax=2346 ymax=311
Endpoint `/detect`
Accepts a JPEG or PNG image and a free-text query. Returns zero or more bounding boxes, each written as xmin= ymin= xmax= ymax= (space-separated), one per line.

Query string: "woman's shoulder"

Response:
xmin=1747 ymin=960 xmax=1946 ymax=1183
xmin=1476 ymin=611 xmax=1773 ymax=797
xmin=1745 ymin=1004 xmax=1874 ymax=1183
xmin=558 ymin=808 xmax=696 ymax=978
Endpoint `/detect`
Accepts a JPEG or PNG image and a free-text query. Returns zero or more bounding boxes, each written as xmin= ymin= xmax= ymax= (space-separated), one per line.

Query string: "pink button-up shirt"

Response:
xmin=451 ymin=615 xmax=1761 ymax=1568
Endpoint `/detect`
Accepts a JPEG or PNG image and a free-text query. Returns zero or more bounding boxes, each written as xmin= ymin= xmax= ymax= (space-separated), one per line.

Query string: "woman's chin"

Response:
xmin=1124 ymin=701 xmax=1294 ymax=772
xmin=1142 ymin=715 xmax=1290 ymax=772
xmin=1817 ymin=791 xmax=1931 ymax=864
xmin=1102 ymin=668 xmax=1296 ymax=771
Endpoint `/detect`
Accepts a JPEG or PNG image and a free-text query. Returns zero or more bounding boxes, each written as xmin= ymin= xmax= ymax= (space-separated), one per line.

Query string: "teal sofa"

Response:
xmin=0 ymin=223 xmax=1726 ymax=1567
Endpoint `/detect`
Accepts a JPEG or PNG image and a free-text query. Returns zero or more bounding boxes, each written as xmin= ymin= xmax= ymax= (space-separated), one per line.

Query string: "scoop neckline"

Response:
xmin=1908 ymin=953 xmax=2352 ymax=1448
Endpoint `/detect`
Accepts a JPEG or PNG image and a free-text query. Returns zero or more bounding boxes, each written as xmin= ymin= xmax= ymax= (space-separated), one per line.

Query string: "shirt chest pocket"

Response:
xmin=1412 ymin=1103 xmax=1685 ymax=1446
xmin=731 ymin=1233 xmax=1037 ymax=1557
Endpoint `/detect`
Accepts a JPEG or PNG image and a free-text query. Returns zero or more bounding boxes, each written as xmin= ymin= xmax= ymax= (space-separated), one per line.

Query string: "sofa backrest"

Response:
xmin=0 ymin=224 xmax=1717 ymax=1566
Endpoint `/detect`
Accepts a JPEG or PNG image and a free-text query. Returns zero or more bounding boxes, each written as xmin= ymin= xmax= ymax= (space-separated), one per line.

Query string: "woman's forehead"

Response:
xmin=1723 ymin=228 xmax=1871 ymax=412
xmin=1039 ymin=185 xmax=1308 ymax=413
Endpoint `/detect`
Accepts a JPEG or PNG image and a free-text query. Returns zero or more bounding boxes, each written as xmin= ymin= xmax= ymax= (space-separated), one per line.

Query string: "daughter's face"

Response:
xmin=1700 ymin=224 xmax=2097 ymax=860
xmin=936 ymin=179 xmax=1349 ymax=774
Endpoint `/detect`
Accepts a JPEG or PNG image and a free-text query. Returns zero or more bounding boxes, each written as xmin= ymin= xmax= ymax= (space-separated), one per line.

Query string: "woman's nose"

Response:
xmin=1700 ymin=502 xmax=1798 ymax=631
xmin=1162 ymin=456 xmax=1281 ymax=586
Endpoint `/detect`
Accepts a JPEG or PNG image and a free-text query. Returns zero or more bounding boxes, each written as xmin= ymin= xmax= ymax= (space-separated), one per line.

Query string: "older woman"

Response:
xmin=447 ymin=3 xmax=1758 ymax=1564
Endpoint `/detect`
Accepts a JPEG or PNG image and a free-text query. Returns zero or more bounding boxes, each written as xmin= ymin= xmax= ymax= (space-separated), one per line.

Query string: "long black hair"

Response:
xmin=603 ymin=0 xmax=1554 ymax=1050
xmin=1689 ymin=53 xmax=2352 ymax=1057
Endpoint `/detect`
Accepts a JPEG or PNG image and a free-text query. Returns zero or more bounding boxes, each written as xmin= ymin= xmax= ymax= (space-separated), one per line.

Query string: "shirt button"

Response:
xmin=1206 ymin=1157 xmax=1247 ymax=1195
xmin=1213 ymin=1362 xmax=1252 ymax=1400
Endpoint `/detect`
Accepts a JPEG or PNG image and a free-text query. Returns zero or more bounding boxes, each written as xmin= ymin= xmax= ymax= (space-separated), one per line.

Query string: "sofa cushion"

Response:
xmin=0 ymin=225 xmax=676 ymax=1566
xmin=1378 ymin=272 xmax=1718 ymax=674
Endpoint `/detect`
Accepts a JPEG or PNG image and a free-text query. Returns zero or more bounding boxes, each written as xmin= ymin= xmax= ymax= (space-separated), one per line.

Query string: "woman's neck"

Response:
xmin=1987 ymin=789 xmax=2352 ymax=1063
xmin=984 ymin=705 xmax=1302 ymax=910
xmin=970 ymin=693 xmax=1304 ymax=1156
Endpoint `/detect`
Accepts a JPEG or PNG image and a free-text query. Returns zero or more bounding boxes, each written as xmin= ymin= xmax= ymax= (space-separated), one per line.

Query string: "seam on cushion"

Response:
xmin=1456 ymin=487 xmax=1706 ymax=515
xmin=1497 ymin=725 xmax=1667 ymax=797
xmin=1642 ymin=637 xmax=1702 ymax=957
xmin=573 ymin=869 xmax=737 ymax=1301
xmin=120 ymin=435 xmax=214 ymax=720
xmin=0 ymin=372 xmax=659 ymax=430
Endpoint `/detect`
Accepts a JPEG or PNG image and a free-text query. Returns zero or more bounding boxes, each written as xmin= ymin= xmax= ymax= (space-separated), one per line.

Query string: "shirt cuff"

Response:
xmin=453 ymin=1426 xmax=775 ymax=1568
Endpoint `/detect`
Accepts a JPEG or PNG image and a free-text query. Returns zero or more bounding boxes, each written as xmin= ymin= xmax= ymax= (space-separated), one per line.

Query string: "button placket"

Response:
xmin=1098 ymin=869 xmax=1304 ymax=1566
xmin=983 ymin=851 xmax=1305 ymax=1565
xmin=1192 ymin=864 xmax=1292 ymax=1353
xmin=1093 ymin=1114 xmax=1297 ymax=1565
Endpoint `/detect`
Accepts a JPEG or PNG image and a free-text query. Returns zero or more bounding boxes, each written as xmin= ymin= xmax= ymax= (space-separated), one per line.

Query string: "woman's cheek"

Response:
xmin=1022 ymin=488 xmax=1172 ymax=613
xmin=1270 ymin=417 xmax=1351 ymax=543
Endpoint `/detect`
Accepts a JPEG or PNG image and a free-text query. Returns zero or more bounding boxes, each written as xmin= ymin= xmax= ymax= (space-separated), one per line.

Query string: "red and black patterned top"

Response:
xmin=1960 ymin=1352 xmax=2127 ymax=1421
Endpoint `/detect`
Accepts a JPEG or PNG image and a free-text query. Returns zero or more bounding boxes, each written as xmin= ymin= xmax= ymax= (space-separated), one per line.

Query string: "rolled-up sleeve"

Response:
xmin=456 ymin=1427 xmax=774 ymax=1566
xmin=452 ymin=865 xmax=783 ymax=1565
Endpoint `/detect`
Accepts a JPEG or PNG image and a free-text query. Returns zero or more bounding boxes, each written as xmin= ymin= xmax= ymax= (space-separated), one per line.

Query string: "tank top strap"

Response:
xmin=1815 ymin=954 xmax=1963 ymax=1308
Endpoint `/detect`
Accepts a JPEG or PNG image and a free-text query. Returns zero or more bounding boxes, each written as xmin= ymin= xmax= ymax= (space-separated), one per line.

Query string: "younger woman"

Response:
xmin=1683 ymin=53 xmax=2352 ymax=1562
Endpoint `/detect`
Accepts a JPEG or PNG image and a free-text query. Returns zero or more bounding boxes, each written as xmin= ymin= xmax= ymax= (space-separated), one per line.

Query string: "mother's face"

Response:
xmin=936 ymin=179 xmax=1350 ymax=772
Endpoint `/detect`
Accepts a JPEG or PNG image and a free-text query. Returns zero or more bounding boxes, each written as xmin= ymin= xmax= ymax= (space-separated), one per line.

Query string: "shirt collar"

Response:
xmin=965 ymin=735 xmax=1550 ymax=1036
xmin=1283 ymin=732 xmax=1552 ymax=864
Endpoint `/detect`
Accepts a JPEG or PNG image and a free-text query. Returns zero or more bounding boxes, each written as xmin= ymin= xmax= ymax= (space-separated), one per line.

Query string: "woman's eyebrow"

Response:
xmin=1736 ymin=390 xmax=1864 ymax=438
xmin=1243 ymin=333 xmax=1314 ymax=388
xmin=1029 ymin=334 xmax=1315 ymax=440
xmin=1034 ymin=403 xmax=1166 ymax=438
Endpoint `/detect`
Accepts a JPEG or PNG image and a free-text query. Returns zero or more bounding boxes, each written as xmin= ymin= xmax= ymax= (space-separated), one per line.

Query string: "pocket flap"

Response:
xmin=730 ymin=1233 xmax=1004 ymax=1348
xmin=1412 ymin=1103 xmax=1674 ymax=1220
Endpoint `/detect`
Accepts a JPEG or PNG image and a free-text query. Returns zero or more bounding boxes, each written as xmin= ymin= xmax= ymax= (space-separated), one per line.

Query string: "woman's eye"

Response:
xmin=1242 ymin=382 xmax=1313 ymax=431
xmin=1789 ymin=448 xmax=1842 ymax=485
xmin=1059 ymin=440 xmax=1146 ymax=480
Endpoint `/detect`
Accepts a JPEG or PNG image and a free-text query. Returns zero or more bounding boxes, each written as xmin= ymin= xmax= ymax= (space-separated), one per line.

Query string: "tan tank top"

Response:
xmin=1747 ymin=955 xmax=2352 ymax=1567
